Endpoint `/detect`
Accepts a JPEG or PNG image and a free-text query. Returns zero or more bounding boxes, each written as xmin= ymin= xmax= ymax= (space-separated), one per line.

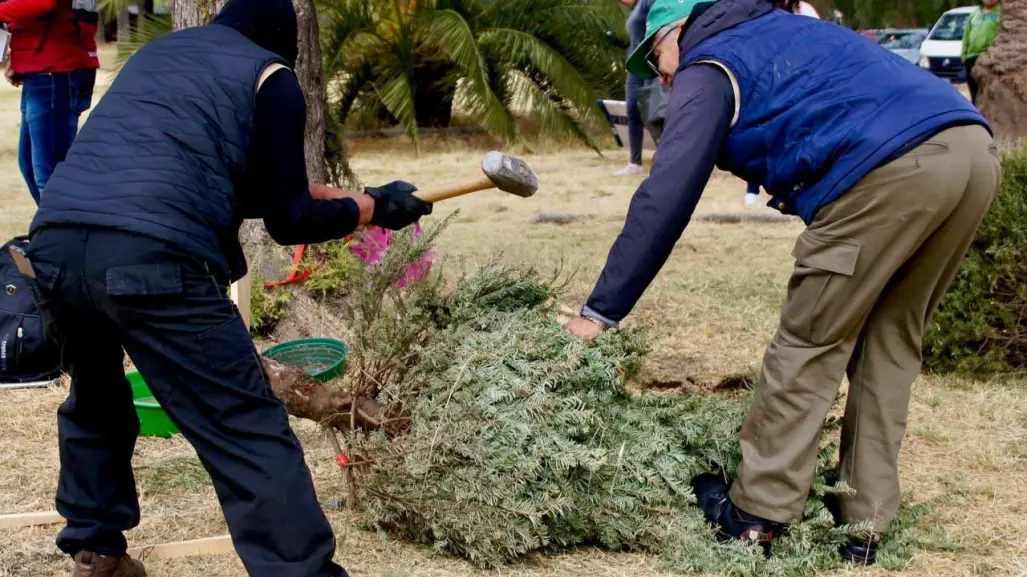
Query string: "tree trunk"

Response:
xmin=293 ymin=0 xmax=327 ymax=184
xmin=974 ymin=0 xmax=1027 ymax=142
xmin=117 ymin=8 xmax=131 ymax=43
xmin=171 ymin=0 xmax=223 ymax=29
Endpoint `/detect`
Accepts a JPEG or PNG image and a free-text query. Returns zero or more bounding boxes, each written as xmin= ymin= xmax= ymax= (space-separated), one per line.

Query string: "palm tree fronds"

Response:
xmin=336 ymin=62 xmax=377 ymax=124
xmin=423 ymin=9 xmax=514 ymax=139
xmin=506 ymin=69 xmax=600 ymax=151
xmin=481 ymin=28 xmax=601 ymax=121
xmin=97 ymin=0 xmax=132 ymax=24
xmin=112 ymin=13 xmax=172 ymax=74
xmin=321 ymin=0 xmax=622 ymax=148
xmin=378 ymin=74 xmax=421 ymax=149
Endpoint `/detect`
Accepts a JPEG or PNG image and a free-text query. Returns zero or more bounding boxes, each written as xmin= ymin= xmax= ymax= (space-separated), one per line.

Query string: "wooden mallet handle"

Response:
xmin=413 ymin=174 xmax=495 ymax=203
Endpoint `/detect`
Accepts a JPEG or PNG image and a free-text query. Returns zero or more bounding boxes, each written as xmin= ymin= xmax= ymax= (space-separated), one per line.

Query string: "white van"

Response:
xmin=918 ymin=5 xmax=976 ymax=81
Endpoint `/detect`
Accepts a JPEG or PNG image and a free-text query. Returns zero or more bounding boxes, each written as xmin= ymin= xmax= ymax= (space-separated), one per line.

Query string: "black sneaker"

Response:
xmin=821 ymin=470 xmax=881 ymax=566
xmin=840 ymin=534 xmax=880 ymax=565
xmin=690 ymin=473 xmax=787 ymax=557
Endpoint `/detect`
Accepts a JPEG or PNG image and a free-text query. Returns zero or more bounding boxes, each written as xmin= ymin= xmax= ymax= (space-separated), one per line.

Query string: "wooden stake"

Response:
xmin=324 ymin=427 xmax=360 ymax=509
xmin=0 ymin=510 xmax=63 ymax=529
xmin=128 ymin=535 xmax=235 ymax=560
xmin=230 ymin=272 xmax=253 ymax=329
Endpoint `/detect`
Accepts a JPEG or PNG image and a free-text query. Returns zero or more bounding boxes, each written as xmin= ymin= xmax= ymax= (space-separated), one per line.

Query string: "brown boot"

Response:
xmin=72 ymin=552 xmax=147 ymax=577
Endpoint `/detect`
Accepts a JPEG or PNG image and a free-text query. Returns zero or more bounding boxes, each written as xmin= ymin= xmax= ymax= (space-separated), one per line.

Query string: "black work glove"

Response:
xmin=364 ymin=180 xmax=432 ymax=230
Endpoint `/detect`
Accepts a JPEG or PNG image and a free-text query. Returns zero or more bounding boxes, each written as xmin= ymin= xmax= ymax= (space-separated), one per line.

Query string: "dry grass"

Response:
xmin=2 ymin=48 xmax=1025 ymax=577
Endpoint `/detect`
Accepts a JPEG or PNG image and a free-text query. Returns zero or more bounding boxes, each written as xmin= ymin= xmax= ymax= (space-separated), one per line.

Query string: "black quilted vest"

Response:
xmin=30 ymin=24 xmax=286 ymax=282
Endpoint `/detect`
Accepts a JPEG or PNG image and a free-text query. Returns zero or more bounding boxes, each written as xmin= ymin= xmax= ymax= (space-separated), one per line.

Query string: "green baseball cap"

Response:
xmin=626 ymin=0 xmax=705 ymax=80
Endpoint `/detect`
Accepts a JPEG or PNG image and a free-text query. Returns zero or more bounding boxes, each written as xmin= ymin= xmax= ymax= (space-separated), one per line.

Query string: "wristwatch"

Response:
xmin=580 ymin=312 xmax=611 ymax=331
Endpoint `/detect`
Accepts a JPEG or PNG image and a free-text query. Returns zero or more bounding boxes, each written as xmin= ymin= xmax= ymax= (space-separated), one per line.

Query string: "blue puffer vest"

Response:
xmin=30 ymin=24 xmax=286 ymax=281
xmin=680 ymin=0 xmax=989 ymax=223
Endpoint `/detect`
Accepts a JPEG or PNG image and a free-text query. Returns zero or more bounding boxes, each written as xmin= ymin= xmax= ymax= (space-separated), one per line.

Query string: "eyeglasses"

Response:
xmin=645 ymin=26 xmax=677 ymax=77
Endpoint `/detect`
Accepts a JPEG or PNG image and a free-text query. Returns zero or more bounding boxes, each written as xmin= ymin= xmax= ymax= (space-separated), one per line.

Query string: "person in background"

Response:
xmin=794 ymin=0 xmax=819 ymax=18
xmin=564 ymin=0 xmax=997 ymax=565
xmin=962 ymin=0 xmax=1001 ymax=105
xmin=615 ymin=0 xmax=657 ymax=176
xmin=744 ymin=0 xmax=818 ymax=205
xmin=22 ymin=0 xmax=431 ymax=575
xmin=0 ymin=0 xmax=98 ymax=206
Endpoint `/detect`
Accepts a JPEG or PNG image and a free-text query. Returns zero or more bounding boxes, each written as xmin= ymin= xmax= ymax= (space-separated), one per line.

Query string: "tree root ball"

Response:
xmin=262 ymin=358 xmax=388 ymax=432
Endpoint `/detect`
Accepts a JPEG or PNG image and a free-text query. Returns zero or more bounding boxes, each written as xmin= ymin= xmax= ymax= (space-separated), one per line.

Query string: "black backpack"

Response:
xmin=69 ymin=0 xmax=99 ymax=26
xmin=0 ymin=236 xmax=62 ymax=384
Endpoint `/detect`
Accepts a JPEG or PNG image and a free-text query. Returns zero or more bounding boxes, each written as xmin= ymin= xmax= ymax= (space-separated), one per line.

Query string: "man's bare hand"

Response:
xmin=309 ymin=183 xmax=375 ymax=226
xmin=562 ymin=316 xmax=604 ymax=342
xmin=5 ymin=67 xmax=21 ymax=88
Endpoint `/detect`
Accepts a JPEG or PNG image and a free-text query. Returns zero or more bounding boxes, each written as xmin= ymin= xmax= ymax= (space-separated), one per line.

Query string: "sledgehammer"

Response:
xmin=412 ymin=151 xmax=539 ymax=203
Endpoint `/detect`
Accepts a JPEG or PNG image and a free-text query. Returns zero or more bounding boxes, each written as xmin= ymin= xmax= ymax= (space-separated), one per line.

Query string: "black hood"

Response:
xmin=213 ymin=0 xmax=299 ymax=67
xmin=679 ymin=0 xmax=775 ymax=55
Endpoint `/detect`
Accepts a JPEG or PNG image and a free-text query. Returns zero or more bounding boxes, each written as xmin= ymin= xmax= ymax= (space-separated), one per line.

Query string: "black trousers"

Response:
xmin=27 ymin=227 xmax=346 ymax=577
xmin=965 ymin=55 xmax=980 ymax=105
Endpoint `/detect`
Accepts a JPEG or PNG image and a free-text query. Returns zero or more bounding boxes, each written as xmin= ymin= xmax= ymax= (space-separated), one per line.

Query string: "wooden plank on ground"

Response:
xmin=0 ymin=511 xmax=235 ymax=561
xmin=0 ymin=510 xmax=63 ymax=529
xmin=129 ymin=535 xmax=235 ymax=560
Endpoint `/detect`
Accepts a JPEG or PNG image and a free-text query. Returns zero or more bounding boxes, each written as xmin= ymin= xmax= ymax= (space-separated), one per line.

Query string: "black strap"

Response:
xmin=0 ymin=235 xmax=29 ymax=253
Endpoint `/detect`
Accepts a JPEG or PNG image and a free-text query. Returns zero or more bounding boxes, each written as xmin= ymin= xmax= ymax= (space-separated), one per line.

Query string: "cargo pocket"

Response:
xmin=780 ymin=231 xmax=860 ymax=345
xmin=197 ymin=317 xmax=273 ymax=400
xmin=198 ymin=317 xmax=254 ymax=370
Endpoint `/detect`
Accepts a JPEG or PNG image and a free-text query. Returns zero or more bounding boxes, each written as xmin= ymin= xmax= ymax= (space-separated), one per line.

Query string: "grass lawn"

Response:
xmin=0 ymin=47 xmax=1024 ymax=577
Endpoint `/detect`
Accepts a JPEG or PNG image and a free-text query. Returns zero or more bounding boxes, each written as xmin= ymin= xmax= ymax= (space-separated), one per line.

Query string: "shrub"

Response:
xmin=249 ymin=282 xmax=292 ymax=338
xmin=923 ymin=145 xmax=1027 ymax=376
xmin=330 ymin=219 xmax=950 ymax=575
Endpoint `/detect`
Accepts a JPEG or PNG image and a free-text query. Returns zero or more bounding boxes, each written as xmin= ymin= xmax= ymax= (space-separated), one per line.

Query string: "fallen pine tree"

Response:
xmin=260 ymin=217 xmax=953 ymax=576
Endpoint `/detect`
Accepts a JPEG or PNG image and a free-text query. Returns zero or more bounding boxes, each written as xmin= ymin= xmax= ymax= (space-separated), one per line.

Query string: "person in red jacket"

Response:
xmin=1 ymin=0 xmax=98 ymax=205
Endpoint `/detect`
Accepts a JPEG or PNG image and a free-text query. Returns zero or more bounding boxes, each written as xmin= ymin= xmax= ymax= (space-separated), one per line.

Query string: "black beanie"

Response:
xmin=213 ymin=0 xmax=299 ymax=67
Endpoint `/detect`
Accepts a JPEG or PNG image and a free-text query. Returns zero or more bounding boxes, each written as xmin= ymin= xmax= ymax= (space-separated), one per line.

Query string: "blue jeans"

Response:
xmin=18 ymin=70 xmax=96 ymax=205
xmin=626 ymin=73 xmax=644 ymax=165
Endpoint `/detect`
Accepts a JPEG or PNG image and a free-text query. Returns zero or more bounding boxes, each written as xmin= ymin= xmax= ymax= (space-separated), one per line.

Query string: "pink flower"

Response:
xmin=350 ymin=224 xmax=433 ymax=288
xmin=350 ymin=226 xmax=392 ymax=266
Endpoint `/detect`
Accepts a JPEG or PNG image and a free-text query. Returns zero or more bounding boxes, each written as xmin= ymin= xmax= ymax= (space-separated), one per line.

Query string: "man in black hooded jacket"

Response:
xmin=23 ymin=0 xmax=428 ymax=575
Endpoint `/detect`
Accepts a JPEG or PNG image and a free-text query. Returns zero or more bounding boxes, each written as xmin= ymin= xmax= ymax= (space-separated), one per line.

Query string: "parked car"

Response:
xmin=859 ymin=29 xmax=884 ymax=41
xmin=877 ymin=28 xmax=929 ymax=64
xmin=919 ymin=5 xmax=976 ymax=81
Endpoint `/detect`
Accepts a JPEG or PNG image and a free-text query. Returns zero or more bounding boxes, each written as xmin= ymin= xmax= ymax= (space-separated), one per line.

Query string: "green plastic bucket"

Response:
xmin=261 ymin=338 xmax=348 ymax=383
xmin=128 ymin=371 xmax=180 ymax=438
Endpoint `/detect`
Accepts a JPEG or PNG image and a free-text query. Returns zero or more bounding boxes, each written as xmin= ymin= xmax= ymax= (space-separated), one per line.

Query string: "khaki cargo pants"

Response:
xmin=730 ymin=124 xmax=1001 ymax=532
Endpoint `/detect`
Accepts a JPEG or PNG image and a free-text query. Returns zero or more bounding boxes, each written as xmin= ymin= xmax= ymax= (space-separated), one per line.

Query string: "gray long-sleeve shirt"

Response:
xmin=627 ymin=0 xmax=659 ymax=54
xmin=583 ymin=64 xmax=736 ymax=325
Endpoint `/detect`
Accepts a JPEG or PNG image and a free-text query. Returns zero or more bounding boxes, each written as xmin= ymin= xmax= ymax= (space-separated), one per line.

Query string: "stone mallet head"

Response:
xmin=413 ymin=151 xmax=539 ymax=203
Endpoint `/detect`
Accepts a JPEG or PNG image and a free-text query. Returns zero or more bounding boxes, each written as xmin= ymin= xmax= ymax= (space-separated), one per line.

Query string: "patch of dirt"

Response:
xmin=712 ymin=373 xmax=758 ymax=392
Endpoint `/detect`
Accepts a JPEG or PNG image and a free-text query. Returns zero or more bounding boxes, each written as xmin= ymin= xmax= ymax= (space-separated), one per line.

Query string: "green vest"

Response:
xmin=963 ymin=5 xmax=1002 ymax=59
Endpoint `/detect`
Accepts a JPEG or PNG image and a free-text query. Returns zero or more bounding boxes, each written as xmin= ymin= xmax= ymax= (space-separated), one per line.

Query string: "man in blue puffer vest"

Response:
xmin=563 ymin=0 xmax=1000 ymax=564
xmin=22 ymin=0 xmax=430 ymax=575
